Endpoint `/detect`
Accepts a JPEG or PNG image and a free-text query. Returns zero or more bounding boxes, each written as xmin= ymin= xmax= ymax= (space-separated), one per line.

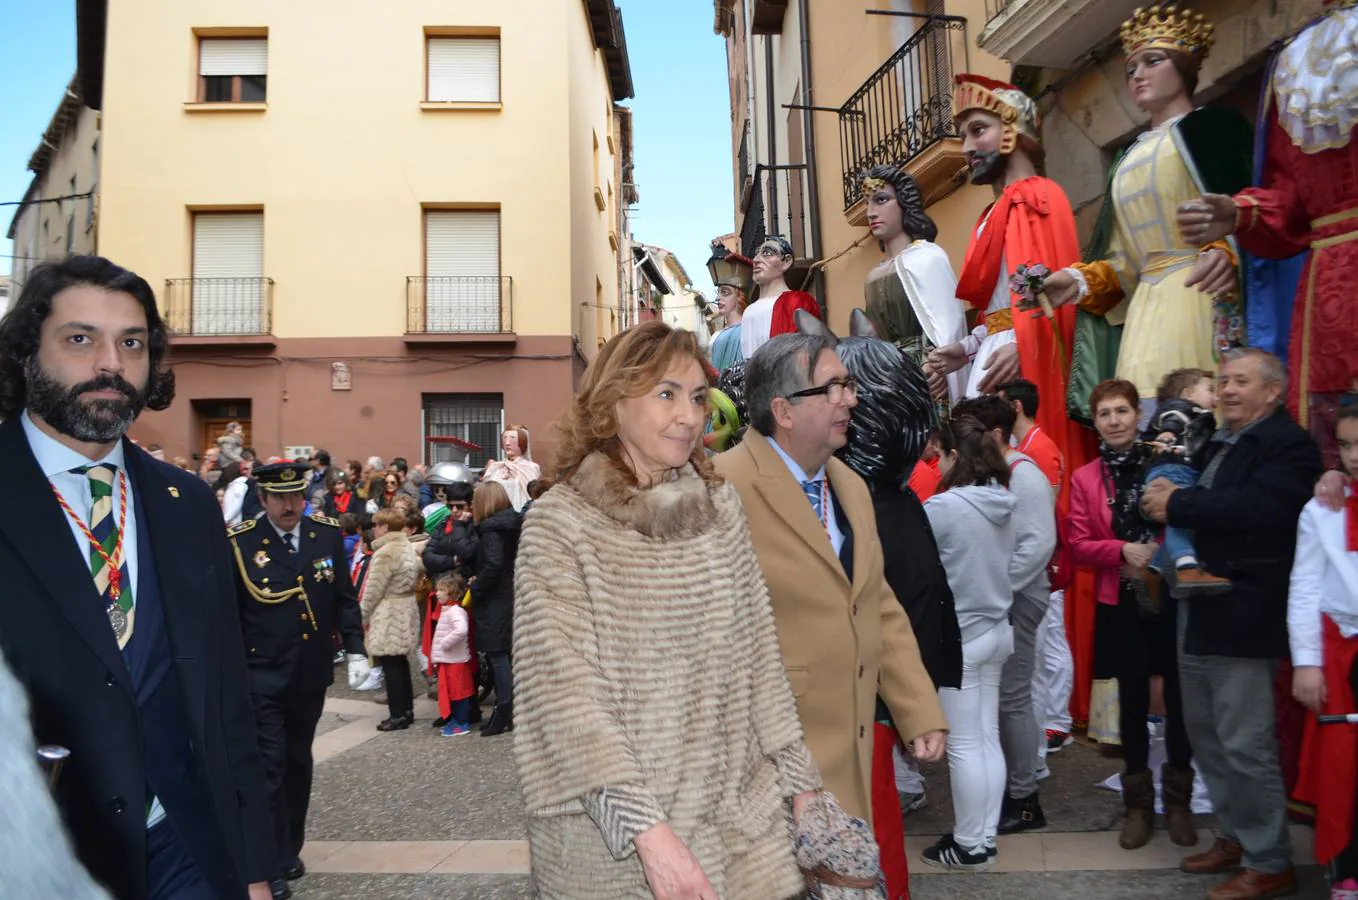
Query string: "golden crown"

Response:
xmin=1120 ymin=5 xmax=1214 ymax=62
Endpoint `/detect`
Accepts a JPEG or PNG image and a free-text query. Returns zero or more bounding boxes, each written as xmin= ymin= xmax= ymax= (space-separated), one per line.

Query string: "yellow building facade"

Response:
xmin=717 ymin=0 xmax=1008 ymax=336
xmin=92 ymin=0 xmax=633 ymax=466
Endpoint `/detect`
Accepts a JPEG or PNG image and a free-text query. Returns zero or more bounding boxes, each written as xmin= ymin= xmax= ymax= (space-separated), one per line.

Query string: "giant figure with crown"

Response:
xmin=1180 ymin=0 xmax=1358 ymax=465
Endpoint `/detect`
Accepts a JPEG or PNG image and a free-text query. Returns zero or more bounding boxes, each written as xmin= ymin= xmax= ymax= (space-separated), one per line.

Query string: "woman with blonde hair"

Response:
xmin=362 ymin=507 xmax=423 ymax=731
xmin=513 ymin=320 xmax=830 ymax=899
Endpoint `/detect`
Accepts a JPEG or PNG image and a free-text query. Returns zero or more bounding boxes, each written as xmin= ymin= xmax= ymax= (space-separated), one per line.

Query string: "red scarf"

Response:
xmin=956 ymin=192 xmax=1017 ymax=310
xmin=334 ymin=491 xmax=352 ymax=514
xmin=1348 ymin=491 xmax=1358 ymax=551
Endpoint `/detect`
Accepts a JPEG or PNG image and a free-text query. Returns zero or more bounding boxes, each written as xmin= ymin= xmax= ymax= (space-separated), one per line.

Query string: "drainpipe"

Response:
xmin=764 ymin=36 xmax=779 ymax=237
xmin=798 ymin=0 xmax=825 ymax=306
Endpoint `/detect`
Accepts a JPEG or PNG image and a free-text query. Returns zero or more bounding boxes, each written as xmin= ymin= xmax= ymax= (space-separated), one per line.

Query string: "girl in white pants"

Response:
xmin=921 ymin=416 xmax=1019 ymax=869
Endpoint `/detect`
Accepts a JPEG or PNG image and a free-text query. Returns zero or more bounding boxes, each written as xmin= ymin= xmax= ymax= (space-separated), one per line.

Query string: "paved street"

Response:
xmin=296 ymin=676 xmax=1328 ymax=899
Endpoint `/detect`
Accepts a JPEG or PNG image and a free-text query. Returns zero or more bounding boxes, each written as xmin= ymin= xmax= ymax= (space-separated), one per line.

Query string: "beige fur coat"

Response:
xmin=513 ymin=453 xmax=821 ymax=899
xmin=360 ymin=531 xmax=421 ymax=657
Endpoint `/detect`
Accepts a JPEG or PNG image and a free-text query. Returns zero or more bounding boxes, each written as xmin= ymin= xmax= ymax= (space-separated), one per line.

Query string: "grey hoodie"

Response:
xmin=924 ymin=483 xmax=1018 ymax=643
xmin=1005 ymin=449 xmax=1057 ymax=598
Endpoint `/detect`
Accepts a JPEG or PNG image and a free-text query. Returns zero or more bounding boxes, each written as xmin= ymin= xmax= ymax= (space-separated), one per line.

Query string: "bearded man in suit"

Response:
xmin=714 ymin=332 xmax=948 ymax=825
xmin=0 ymin=256 xmax=274 ymax=900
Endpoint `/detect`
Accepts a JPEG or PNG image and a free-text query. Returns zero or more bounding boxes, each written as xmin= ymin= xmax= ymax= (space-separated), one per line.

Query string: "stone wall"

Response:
xmin=1036 ymin=0 xmax=1326 ymax=246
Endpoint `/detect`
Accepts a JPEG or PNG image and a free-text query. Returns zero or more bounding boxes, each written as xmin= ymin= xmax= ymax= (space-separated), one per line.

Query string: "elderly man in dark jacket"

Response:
xmin=1142 ymin=348 xmax=1321 ymax=900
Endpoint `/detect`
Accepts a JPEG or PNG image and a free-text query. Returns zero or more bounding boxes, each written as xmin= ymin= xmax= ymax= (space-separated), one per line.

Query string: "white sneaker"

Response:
xmin=356 ymin=669 xmax=384 ymax=691
xmin=1036 ymin=764 xmax=1052 ymax=781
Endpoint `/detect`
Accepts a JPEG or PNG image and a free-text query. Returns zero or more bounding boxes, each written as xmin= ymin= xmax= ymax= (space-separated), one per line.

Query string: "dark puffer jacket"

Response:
xmin=467 ymin=507 xmax=523 ymax=653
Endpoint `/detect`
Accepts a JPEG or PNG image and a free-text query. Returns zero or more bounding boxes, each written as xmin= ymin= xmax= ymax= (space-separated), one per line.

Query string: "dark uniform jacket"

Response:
xmin=0 ymin=418 xmax=272 ymax=899
xmin=1166 ymin=406 xmax=1322 ymax=658
xmin=228 ymin=513 xmax=365 ymax=697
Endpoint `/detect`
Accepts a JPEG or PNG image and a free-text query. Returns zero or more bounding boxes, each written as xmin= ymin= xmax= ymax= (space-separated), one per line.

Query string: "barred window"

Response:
xmin=423 ymin=394 xmax=503 ymax=469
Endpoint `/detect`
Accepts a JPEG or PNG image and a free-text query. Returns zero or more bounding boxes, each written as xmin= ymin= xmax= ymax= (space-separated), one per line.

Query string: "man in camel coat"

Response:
xmin=716 ymin=332 xmax=948 ymax=823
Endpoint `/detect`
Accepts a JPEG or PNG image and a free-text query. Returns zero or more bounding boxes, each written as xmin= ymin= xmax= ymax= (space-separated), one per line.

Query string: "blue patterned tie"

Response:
xmin=802 ymin=479 xmax=825 ymax=529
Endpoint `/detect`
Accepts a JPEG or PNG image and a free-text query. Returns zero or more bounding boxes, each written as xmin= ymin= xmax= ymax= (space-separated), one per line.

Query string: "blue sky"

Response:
xmin=0 ymin=2 xmax=732 ymax=286
xmin=0 ymin=2 xmax=76 ymax=276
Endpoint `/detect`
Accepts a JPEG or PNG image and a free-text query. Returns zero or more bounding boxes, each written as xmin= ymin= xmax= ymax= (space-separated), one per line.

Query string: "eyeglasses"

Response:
xmin=786 ymin=376 xmax=859 ymax=405
xmin=448 ymin=502 xmax=468 ymax=511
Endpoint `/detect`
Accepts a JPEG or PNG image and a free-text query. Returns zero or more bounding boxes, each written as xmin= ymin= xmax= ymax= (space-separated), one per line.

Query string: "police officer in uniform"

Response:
xmin=228 ymin=462 xmax=369 ymax=900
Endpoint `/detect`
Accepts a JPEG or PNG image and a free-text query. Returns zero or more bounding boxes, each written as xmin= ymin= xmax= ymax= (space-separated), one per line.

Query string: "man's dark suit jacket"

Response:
xmin=0 ymin=416 xmax=273 ymax=899
xmin=1166 ymin=405 xmax=1323 ymax=659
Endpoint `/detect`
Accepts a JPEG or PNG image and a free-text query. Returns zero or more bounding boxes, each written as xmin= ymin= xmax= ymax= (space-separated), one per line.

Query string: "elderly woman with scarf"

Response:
xmin=1068 ymin=379 xmax=1196 ymax=851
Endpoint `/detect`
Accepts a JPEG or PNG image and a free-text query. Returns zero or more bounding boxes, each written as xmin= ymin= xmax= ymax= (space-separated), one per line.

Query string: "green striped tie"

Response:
xmin=82 ymin=464 xmax=134 ymax=647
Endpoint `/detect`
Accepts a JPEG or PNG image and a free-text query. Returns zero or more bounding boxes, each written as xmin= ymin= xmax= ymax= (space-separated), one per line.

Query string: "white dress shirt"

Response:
xmin=767 ymin=437 xmax=845 ymax=557
xmin=22 ymin=410 xmax=140 ymax=600
xmin=1288 ymin=493 xmax=1358 ymax=668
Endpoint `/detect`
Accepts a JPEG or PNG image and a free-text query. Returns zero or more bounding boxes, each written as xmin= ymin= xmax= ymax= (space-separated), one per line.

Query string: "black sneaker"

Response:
xmin=921 ymin=834 xmax=993 ymax=871
xmin=997 ymin=791 xmax=1047 ymax=834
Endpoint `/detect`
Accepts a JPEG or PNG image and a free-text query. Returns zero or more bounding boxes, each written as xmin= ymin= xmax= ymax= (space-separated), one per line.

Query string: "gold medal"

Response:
xmin=254 ymin=550 xmax=271 ymax=568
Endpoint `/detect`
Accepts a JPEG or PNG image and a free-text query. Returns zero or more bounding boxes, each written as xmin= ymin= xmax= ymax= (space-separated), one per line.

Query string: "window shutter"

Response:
xmin=192 ymin=213 xmax=265 ymax=334
xmin=425 ymin=211 xmax=501 ymax=332
xmin=200 ymin=39 xmax=268 ymax=77
xmin=427 ymin=38 xmax=500 ymax=103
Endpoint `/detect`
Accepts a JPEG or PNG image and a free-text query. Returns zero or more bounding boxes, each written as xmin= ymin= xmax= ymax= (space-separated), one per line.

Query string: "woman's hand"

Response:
xmin=1315 ymin=470 xmax=1350 ymax=512
xmin=1042 ymin=268 xmax=1079 ymax=308
xmin=1184 ymin=248 xmax=1236 ymax=297
xmin=634 ymin=823 xmax=718 ymax=900
xmin=1177 ymin=195 xmax=1238 ymax=246
xmin=926 ymin=342 xmax=968 ymax=376
xmin=791 ymin=790 xmax=817 ymax=825
xmin=1292 ymin=665 xmax=1327 ymax=712
xmin=1122 ymin=542 xmax=1155 ymax=570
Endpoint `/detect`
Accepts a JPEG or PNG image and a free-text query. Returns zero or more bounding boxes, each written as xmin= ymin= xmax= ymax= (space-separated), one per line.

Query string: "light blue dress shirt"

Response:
xmin=767 ymin=437 xmax=845 ymax=557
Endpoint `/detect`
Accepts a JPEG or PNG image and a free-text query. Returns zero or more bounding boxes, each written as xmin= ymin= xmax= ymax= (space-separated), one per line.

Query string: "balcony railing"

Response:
xmin=739 ymin=163 xmax=809 ymax=260
xmin=406 ymin=276 xmax=513 ymax=334
xmin=164 ymin=277 xmax=273 ymax=336
xmin=838 ymin=15 xmax=969 ymax=211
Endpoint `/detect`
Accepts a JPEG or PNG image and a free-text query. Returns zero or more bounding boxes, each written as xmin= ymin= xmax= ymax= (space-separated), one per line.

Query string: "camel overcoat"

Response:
xmin=715 ymin=432 xmax=948 ymax=823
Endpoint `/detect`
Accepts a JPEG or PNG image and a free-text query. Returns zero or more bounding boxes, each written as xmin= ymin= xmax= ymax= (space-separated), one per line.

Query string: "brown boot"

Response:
xmin=1181 ymin=837 xmax=1243 ymax=874
xmin=1160 ymin=763 xmax=1199 ymax=847
xmin=1119 ymin=769 xmax=1155 ymax=850
xmin=1171 ymin=566 xmax=1232 ymax=598
xmin=1206 ymin=866 xmax=1297 ymax=900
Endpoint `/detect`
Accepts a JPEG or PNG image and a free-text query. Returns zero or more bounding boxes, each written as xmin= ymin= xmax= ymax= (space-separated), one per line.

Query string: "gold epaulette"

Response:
xmin=309 ymin=513 xmax=341 ymax=528
xmin=227 ymin=518 xmax=257 ymax=538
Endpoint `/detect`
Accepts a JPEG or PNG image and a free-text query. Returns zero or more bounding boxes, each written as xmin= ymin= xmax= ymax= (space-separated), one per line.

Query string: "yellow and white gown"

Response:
xmin=1072 ymin=115 xmax=1236 ymax=402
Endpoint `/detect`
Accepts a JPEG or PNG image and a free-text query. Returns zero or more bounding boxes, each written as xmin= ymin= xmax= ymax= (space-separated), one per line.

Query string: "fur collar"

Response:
xmin=568 ymin=452 xmax=716 ymax=539
xmin=373 ymin=531 xmax=409 ymax=551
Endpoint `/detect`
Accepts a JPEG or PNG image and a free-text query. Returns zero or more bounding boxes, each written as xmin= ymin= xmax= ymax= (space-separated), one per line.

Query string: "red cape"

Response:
xmin=770 ymin=290 xmax=822 ymax=336
xmin=958 ymin=175 xmax=1099 ymax=722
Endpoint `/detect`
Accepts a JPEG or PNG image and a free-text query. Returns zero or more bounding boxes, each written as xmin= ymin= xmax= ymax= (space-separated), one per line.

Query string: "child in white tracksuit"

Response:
xmin=921 ymin=416 xmax=1019 ymax=870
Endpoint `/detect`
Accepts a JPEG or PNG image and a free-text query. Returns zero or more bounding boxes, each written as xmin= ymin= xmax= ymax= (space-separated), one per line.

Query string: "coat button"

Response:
xmin=105 ymin=673 xmax=118 ymax=686
xmin=858 ymin=665 xmax=864 ymax=678
xmin=852 ymin=604 xmax=858 ymax=616
xmin=859 ymin=726 xmax=866 ymax=739
xmin=300 ymin=612 xmax=308 ymax=620
xmin=302 ymin=634 xmax=309 ymax=640
xmin=109 ymin=797 xmax=126 ymax=814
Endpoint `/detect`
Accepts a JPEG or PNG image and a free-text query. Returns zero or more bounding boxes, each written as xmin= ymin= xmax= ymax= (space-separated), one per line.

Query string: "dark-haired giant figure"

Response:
xmin=860 ymin=165 xmax=970 ymax=407
xmin=0 ymin=256 xmax=274 ymax=900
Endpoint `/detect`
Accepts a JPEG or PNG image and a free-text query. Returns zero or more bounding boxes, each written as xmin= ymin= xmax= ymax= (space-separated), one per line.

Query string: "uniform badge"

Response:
xmin=254 ymin=550 xmax=270 ymax=568
xmin=313 ymin=556 xmax=335 ymax=583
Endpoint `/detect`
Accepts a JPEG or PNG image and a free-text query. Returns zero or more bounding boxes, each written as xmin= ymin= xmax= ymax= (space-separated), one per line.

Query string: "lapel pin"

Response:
xmin=308 ymin=532 xmax=316 ymax=539
xmin=167 ymin=486 xmax=180 ymax=498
